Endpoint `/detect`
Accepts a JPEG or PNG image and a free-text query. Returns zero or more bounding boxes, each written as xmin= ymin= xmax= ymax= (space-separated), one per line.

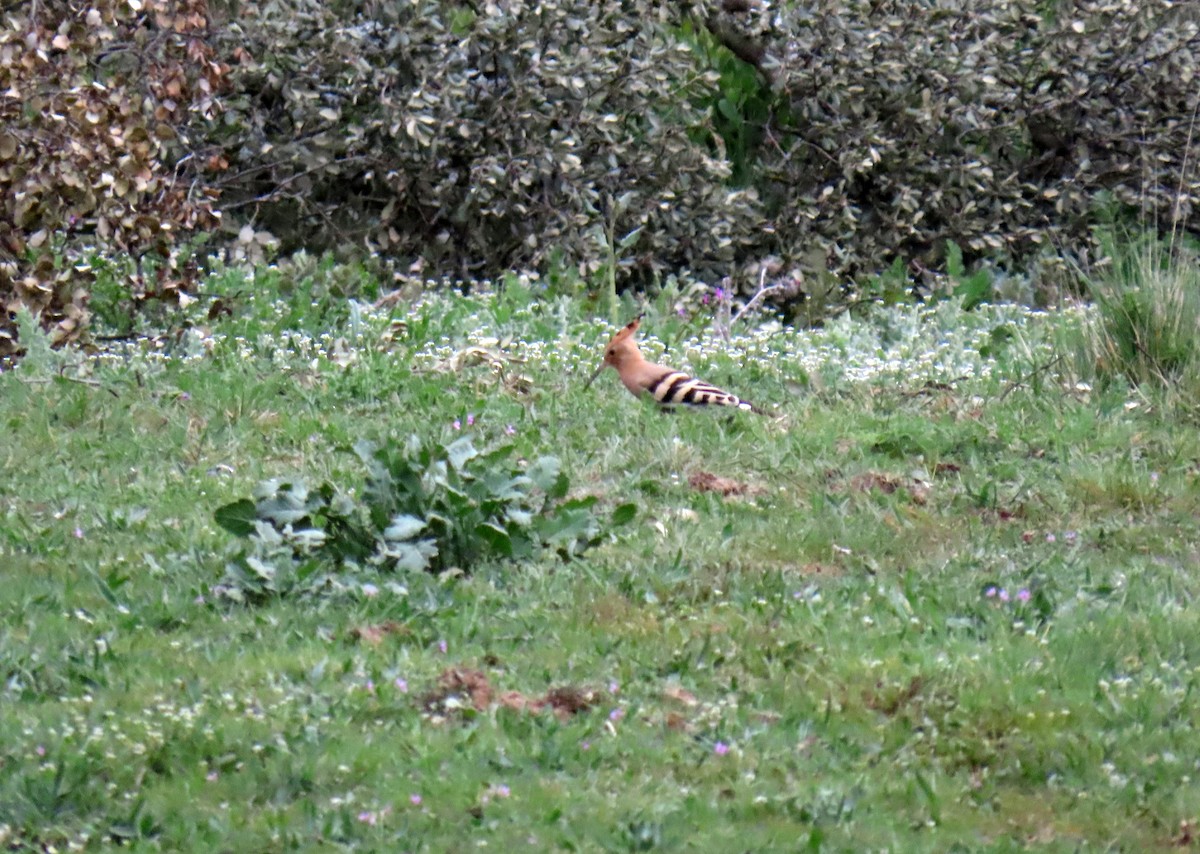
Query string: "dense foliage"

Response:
xmin=203 ymin=0 xmax=763 ymax=284
xmin=201 ymin=0 xmax=1200 ymax=284
xmin=707 ymin=0 xmax=1200 ymax=281
xmin=2 ymin=0 xmax=1198 ymax=351
xmin=0 ymin=0 xmax=222 ymax=362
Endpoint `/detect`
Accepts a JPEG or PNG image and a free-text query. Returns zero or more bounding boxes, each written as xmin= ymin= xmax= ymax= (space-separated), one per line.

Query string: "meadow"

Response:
xmin=2 ymin=265 xmax=1199 ymax=851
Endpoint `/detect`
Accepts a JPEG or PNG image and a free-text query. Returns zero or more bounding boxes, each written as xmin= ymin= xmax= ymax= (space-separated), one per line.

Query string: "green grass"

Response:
xmin=3 ymin=272 xmax=1200 ymax=851
xmin=1069 ymin=232 xmax=1200 ymax=416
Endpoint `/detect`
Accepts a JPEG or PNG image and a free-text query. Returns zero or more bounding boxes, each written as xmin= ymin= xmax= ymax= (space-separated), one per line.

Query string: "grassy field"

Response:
xmin=3 ymin=267 xmax=1200 ymax=851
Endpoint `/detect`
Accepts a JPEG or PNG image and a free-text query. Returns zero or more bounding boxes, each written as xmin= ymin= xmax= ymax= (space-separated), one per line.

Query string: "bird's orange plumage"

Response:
xmin=585 ymin=316 xmax=763 ymax=413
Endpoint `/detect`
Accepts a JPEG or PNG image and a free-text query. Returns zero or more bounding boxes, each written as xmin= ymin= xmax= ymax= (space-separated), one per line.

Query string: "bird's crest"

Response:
xmin=602 ymin=313 xmax=644 ymax=364
xmin=608 ymin=313 xmax=642 ymax=345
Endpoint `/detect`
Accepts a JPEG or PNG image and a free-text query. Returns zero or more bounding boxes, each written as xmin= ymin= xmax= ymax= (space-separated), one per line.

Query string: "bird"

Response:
xmin=583 ymin=315 xmax=764 ymax=413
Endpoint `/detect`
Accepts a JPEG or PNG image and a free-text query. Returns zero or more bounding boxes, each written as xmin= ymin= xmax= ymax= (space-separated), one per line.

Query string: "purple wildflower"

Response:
xmin=504 ymin=424 xmax=516 ymax=435
xmin=998 ymin=588 xmax=1010 ymax=602
xmin=438 ymin=639 xmax=447 ymax=654
xmin=466 ymin=413 xmax=475 ymax=426
xmin=1017 ymin=588 xmax=1031 ymax=603
xmin=394 ymin=677 xmax=408 ymax=693
xmin=409 ymin=793 xmax=422 ymax=806
xmin=985 ymin=586 xmax=998 ymax=598
xmin=452 ymin=419 xmax=461 ymax=430
xmin=609 ymin=707 xmax=625 ymax=722
xmin=714 ymin=742 xmax=730 ymax=756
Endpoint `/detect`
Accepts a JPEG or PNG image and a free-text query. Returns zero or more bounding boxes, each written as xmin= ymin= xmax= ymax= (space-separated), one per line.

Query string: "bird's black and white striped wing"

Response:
xmin=644 ymin=370 xmax=762 ymax=414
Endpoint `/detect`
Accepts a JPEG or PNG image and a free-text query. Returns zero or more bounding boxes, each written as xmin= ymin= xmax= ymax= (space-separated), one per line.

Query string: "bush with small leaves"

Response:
xmin=199 ymin=0 xmax=1198 ymax=298
xmin=7 ymin=0 xmax=1199 ymax=349
xmin=198 ymin=0 xmax=763 ymax=288
xmin=0 ymin=0 xmax=223 ymax=363
xmin=693 ymin=0 xmax=1200 ymax=287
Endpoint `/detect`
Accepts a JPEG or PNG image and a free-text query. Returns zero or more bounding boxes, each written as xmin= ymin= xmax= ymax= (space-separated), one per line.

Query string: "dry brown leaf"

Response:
xmin=347 ymin=621 xmax=409 ymax=646
xmin=664 ymin=711 xmax=691 ymax=732
xmin=849 ymin=472 xmax=901 ymax=494
xmin=497 ymin=690 xmax=534 ymax=712
xmin=543 ymin=685 xmax=599 ymax=717
xmin=847 ymin=471 xmax=929 ymax=505
xmin=663 ymin=684 xmax=698 ymax=707
xmin=424 ymin=667 xmax=493 ymax=713
xmin=425 ymin=670 xmax=598 ymax=722
xmin=688 ymin=470 xmax=764 ymax=497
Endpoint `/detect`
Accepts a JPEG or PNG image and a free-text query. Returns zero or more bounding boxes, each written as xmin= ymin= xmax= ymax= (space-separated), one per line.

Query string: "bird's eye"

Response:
xmin=607 ymin=348 xmax=614 ymax=356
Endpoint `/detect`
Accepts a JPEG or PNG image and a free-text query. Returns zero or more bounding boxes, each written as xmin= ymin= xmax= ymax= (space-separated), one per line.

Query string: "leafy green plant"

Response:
xmin=682 ymin=20 xmax=780 ymax=188
xmin=10 ymin=307 xmax=64 ymax=376
xmin=861 ymin=257 xmax=916 ymax=308
xmin=214 ymin=433 xmax=629 ymax=600
xmin=947 ymin=241 xmax=996 ymax=311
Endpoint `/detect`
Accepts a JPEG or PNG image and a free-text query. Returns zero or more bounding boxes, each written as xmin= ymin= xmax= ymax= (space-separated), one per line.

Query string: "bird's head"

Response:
xmin=584 ymin=314 xmax=644 ymax=388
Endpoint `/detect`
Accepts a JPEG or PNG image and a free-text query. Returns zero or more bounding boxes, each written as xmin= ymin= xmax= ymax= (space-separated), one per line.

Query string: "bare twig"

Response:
xmin=997 ymin=354 xmax=1065 ymax=402
xmin=713 ymin=266 xmax=787 ymax=342
xmin=714 ymin=276 xmax=733 ymax=341
xmin=17 ymin=374 xmax=103 ymax=388
xmin=218 ymin=155 xmax=370 ymax=210
xmin=731 ymin=266 xmax=787 ymax=327
xmin=1170 ymin=97 xmax=1200 ymax=253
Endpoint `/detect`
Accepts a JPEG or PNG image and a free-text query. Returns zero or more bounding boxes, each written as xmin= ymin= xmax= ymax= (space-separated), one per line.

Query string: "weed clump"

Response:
xmin=214 ymin=433 xmax=627 ymax=601
xmin=1071 ymin=234 xmax=1200 ymax=411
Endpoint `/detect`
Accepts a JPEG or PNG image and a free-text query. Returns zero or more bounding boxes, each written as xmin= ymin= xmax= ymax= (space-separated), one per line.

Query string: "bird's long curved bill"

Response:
xmin=583 ymin=362 xmax=606 ymax=390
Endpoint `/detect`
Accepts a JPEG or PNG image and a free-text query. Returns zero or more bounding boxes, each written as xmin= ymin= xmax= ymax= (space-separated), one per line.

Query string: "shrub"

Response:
xmin=693 ymin=0 xmax=1200 ymax=284
xmin=6 ymin=0 xmax=1199 ymax=349
xmin=198 ymin=0 xmax=763 ymax=286
xmin=199 ymin=0 xmax=1198 ymax=294
xmin=214 ymin=433 xmax=630 ymax=600
xmin=0 ymin=0 xmax=223 ymax=364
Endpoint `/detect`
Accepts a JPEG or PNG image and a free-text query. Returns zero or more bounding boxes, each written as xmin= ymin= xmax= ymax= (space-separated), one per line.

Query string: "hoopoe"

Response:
xmin=584 ymin=315 xmax=764 ymax=414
